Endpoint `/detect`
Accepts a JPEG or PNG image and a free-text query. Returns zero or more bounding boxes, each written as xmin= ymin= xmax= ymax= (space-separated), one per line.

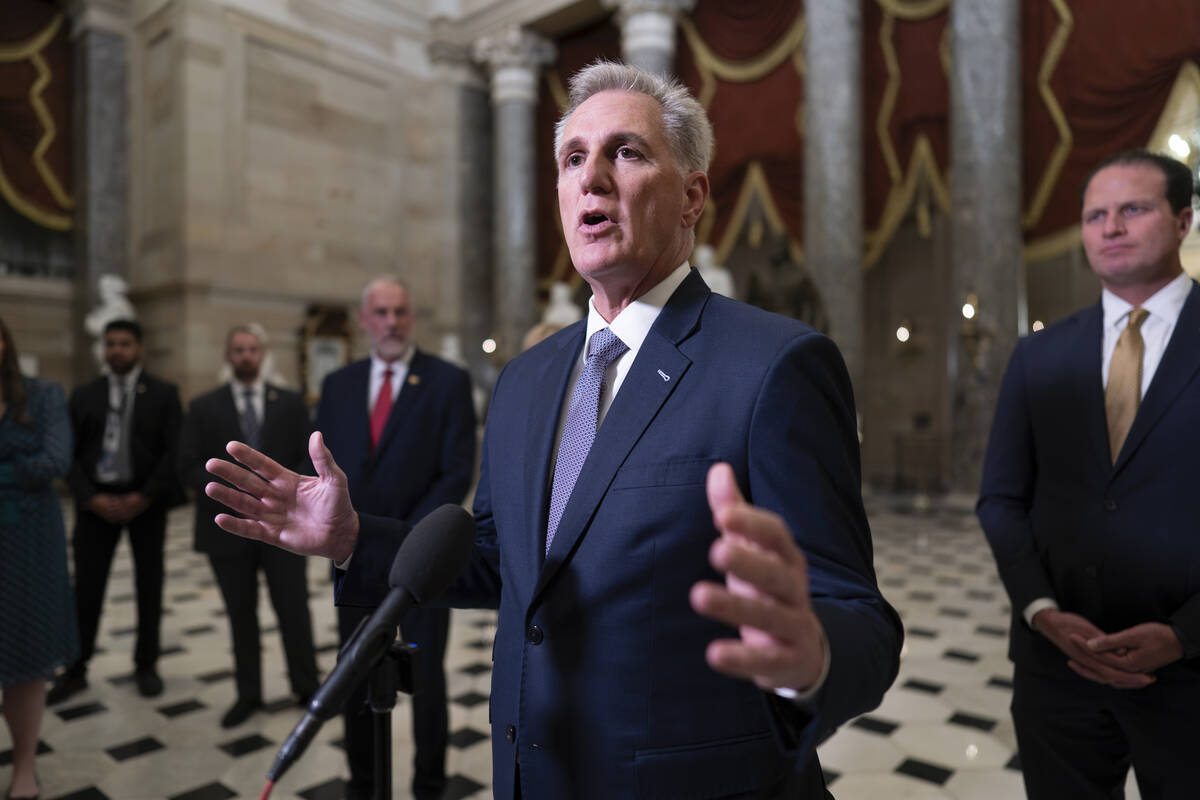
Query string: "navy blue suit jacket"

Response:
xmin=340 ymin=271 xmax=901 ymax=798
xmin=978 ymin=281 xmax=1200 ymax=678
xmin=314 ymin=350 xmax=476 ymax=524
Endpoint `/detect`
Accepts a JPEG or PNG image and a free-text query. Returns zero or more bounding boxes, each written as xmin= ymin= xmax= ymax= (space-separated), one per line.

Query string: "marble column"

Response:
xmin=602 ymin=0 xmax=695 ymax=76
xmin=428 ymin=40 xmax=496 ymax=394
xmin=948 ymin=0 xmax=1022 ymax=492
xmin=803 ymin=0 xmax=864 ymax=390
xmin=67 ymin=0 xmax=131 ymax=381
xmin=474 ymin=28 xmax=555 ymax=362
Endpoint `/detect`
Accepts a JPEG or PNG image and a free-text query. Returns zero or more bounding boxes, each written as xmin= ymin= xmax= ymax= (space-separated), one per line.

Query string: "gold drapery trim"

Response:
xmin=1024 ymin=223 xmax=1080 ymax=262
xmin=868 ymin=10 xmax=950 ymax=266
xmin=865 ymin=136 xmax=949 ymax=266
xmin=1022 ymin=0 xmax=1073 ymax=230
xmin=0 ymin=13 xmax=73 ymax=231
xmin=677 ymin=14 xmax=805 ymax=108
xmin=712 ymin=160 xmax=802 ymax=266
xmin=1027 ymin=59 xmax=1200 ymax=264
xmin=874 ymin=0 xmax=949 ymax=20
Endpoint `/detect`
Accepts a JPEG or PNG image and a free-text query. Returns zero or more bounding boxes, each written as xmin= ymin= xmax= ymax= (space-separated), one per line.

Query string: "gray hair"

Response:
xmin=360 ymin=276 xmax=409 ymax=310
xmin=553 ymin=60 xmax=714 ymax=176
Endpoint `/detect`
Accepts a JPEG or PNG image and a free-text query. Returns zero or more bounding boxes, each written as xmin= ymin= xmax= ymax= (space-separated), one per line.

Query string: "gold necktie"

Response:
xmin=1105 ymin=307 xmax=1150 ymax=463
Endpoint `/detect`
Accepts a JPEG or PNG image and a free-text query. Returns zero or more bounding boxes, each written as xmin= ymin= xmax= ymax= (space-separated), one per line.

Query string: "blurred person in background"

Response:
xmin=0 ymin=318 xmax=77 ymax=800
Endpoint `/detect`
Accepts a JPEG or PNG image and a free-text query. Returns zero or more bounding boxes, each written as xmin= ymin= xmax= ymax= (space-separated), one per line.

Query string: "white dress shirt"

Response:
xmin=368 ymin=348 xmax=414 ymax=413
xmin=231 ymin=376 xmax=266 ymax=421
xmin=1024 ymin=270 xmax=1193 ymax=628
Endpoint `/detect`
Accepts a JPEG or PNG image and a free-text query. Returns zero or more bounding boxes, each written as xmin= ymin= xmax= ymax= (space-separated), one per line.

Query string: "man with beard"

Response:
xmin=312 ymin=277 xmax=477 ymax=800
xmin=50 ymin=319 xmax=183 ymax=704
xmin=178 ymin=323 xmax=319 ymax=727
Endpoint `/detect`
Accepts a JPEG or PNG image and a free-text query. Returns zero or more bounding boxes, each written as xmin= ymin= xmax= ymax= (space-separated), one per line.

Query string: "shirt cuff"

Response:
xmin=773 ymin=626 xmax=831 ymax=704
xmin=1023 ymin=597 xmax=1059 ymax=629
xmin=333 ymin=552 xmax=353 ymax=571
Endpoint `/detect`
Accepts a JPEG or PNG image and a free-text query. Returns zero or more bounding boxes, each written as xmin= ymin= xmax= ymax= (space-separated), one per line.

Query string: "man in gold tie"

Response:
xmin=978 ymin=150 xmax=1200 ymax=799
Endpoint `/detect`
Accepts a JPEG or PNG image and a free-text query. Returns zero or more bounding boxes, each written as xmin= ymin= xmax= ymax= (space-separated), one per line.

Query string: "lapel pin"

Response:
xmin=657 ymin=369 xmax=670 ymax=382
xmin=407 ymin=374 xmax=420 ymax=386
xmin=268 ymin=389 xmax=278 ymax=402
xmin=137 ymin=383 xmax=147 ymax=394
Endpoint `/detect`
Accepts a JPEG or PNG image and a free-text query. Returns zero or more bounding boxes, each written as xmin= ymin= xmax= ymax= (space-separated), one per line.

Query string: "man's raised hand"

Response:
xmin=205 ymin=431 xmax=359 ymax=563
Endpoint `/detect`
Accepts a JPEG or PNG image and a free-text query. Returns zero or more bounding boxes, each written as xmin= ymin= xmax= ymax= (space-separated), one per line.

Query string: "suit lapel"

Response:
xmin=1115 ymin=282 xmax=1200 ymax=471
xmin=371 ymin=350 xmax=426 ymax=458
xmin=532 ymin=271 xmax=708 ymax=606
xmin=520 ymin=325 xmax=585 ymax=577
xmin=1068 ymin=304 xmax=1111 ymax=473
xmin=260 ymin=383 xmax=281 ymax=447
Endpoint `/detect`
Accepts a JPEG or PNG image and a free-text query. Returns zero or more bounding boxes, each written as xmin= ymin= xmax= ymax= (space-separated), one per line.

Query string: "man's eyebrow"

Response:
xmin=559 ymin=131 xmax=654 ymax=157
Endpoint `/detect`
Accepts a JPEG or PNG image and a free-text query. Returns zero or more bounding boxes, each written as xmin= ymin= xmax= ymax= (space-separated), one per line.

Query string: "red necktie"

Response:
xmin=370 ymin=368 xmax=393 ymax=450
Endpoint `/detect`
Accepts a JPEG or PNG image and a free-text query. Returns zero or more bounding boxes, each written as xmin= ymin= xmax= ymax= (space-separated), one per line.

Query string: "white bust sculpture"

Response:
xmin=693 ymin=244 xmax=736 ymax=299
xmin=84 ymin=274 xmax=136 ymax=371
xmin=543 ymin=282 xmax=584 ymax=326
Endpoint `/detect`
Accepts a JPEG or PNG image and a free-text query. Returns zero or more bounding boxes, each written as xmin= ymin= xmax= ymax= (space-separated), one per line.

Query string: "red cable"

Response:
xmin=259 ymin=779 xmax=274 ymax=800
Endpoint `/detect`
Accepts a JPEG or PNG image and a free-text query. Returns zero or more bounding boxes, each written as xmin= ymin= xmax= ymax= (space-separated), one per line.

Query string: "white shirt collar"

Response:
xmin=584 ymin=262 xmax=692 ymax=354
xmin=371 ymin=346 xmax=415 ymax=377
xmin=1102 ymin=270 xmax=1192 ymax=330
xmin=230 ymin=375 xmax=265 ymax=396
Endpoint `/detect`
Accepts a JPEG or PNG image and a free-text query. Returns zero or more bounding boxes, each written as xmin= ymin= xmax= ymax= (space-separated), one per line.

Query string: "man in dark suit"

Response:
xmin=314 ymin=277 xmax=476 ymax=800
xmin=179 ymin=323 xmax=320 ymax=728
xmin=49 ymin=319 xmax=182 ymax=704
xmin=979 ymin=150 xmax=1200 ymax=798
xmin=207 ymin=63 xmax=901 ymax=798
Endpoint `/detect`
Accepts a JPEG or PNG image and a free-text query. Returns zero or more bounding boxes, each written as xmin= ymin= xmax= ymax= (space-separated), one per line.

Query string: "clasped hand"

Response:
xmin=689 ymin=463 xmax=827 ymax=694
xmin=1033 ymin=609 xmax=1182 ymax=689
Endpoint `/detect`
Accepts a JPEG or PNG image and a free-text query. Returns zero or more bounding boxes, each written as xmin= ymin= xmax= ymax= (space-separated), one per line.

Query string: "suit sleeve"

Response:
xmin=6 ymin=381 xmax=72 ymax=490
xmin=747 ymin=331 xmax=903 ymax=758
xmin=977 ymin=342 xmax=1056 ymax=614
xmin=140 ymin=383 xmax=184 ymax=504
xmin=67 ymin=385 xmax=99 ymax=504
xmin=176 ymin=399 xmax=206 ymax=495
xmin=408 ymin=368 xmax=477 ymax=522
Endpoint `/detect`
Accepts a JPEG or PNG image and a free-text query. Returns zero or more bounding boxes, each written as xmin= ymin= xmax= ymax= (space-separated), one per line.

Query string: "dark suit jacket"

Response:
xmin=978 ymin=281 xmax=1200 ymax=678
xmin=180 ymin=382 xmax=312 ymax=557
xmin=68 ymin=370 xmax=183 ymax=509
xmin=313 ymin=350 xmax=476 ymax=524
xmin=340 ymin=271 xmax=902 ymax=799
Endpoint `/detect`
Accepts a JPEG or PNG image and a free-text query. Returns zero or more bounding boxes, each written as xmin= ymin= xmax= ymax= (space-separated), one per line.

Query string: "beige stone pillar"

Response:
xmin=602 ymin=0 xmax=695 ymax=76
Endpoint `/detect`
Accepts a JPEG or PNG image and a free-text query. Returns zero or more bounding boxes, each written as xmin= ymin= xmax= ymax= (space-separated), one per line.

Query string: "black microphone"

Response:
xmin=267 ymin=504 xmax=475 ymax=782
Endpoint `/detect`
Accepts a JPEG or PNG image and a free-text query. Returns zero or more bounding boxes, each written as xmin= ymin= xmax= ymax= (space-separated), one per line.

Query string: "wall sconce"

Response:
xmin=960 ymin=293 xmax=991 ymax=371
xmin=893 ymin=319 xmax=923 ymax=360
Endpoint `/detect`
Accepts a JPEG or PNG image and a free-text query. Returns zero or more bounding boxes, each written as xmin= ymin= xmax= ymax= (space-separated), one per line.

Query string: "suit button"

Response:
xmin=1103 ymin=498 xmax=1117 ymax=511
xmin=505 ymin=724 xmax=516 ymax=743
xmin=526 ymin=625 xmax=544 ymax=645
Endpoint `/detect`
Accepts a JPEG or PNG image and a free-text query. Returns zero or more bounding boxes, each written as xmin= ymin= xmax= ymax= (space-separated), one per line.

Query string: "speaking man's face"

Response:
xmin=1081 ymin=163 xmax=1192 ymax=293
xmin=556 ymin=90 xmax=707 ymax=305
xmin=359 ymin=282 xmax=414 ymax=362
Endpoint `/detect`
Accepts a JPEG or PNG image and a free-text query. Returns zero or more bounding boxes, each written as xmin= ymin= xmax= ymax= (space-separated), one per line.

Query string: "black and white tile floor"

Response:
xmin=1 ymin=496 xmax=1140 ymax=799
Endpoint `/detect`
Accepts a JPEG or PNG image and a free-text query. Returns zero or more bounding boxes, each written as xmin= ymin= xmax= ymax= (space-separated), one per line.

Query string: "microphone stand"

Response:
xmin=367 ymin=639 xmax=418 ymax=800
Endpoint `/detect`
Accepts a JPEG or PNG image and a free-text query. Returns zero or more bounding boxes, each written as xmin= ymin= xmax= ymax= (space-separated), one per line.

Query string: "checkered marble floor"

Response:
xmin=1 ymin=495 xmax=1141 ymax=799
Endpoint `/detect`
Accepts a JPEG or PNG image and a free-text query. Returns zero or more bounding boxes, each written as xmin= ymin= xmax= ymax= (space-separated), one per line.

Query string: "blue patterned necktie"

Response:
xmin=241 ymin=388 xmax=261 ymax=450
xmin=546 ymin=327 xmax=628 ymax=554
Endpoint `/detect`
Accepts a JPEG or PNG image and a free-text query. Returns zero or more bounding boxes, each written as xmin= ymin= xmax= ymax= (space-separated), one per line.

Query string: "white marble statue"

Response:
xmin=693 ymin=243 xmax=736 ymax=299
xmin=543 ymin=282 xmax=584 ymax=326
xmin=84 ymin=274 xmax=136 ymax=372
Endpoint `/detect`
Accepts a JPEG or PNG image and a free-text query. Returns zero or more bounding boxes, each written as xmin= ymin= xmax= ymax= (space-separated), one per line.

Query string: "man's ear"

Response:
xmin=1177 ymin=206 xmax=1194 ymax=243
xmin=681 ymin=171 xmax=710 ymax=229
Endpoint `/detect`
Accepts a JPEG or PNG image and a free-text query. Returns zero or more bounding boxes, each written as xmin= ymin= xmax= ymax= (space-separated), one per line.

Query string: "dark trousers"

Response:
xmin=339 ymin=604 xmax=450 ymax=800
xmin=1012 ymin=666 xmax=1200 ymax=799
xmin=71 ymin=505 xmax=166 ymax=673
xmin=208 ymin=543 xmax=319 ymax=702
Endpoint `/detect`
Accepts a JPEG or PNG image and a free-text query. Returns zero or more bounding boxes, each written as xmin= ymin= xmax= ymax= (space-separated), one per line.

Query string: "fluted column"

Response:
xmin=474 ymin=27 xmax=555 ymax=362
xmin=948 ymin=0 xmax=1022 ymax=491
xmin=66 ymin=0 xmax=131 ymax=380
xmin=803 ymin=0 xmax=864 ymax=389
xmin=602 ymin=0 xmax=695 ymax=76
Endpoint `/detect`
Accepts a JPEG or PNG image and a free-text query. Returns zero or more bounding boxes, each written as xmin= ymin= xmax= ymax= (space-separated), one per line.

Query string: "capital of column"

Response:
xmin=602 ymin=0 xmax=697 ymax=25
xmin=429 ymin=40 xmax=486 ymax=88
xmin=63 ymin=0 xmax=131 ymax=39
xmin=474 ymin=27 xmax=556 ymax=104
